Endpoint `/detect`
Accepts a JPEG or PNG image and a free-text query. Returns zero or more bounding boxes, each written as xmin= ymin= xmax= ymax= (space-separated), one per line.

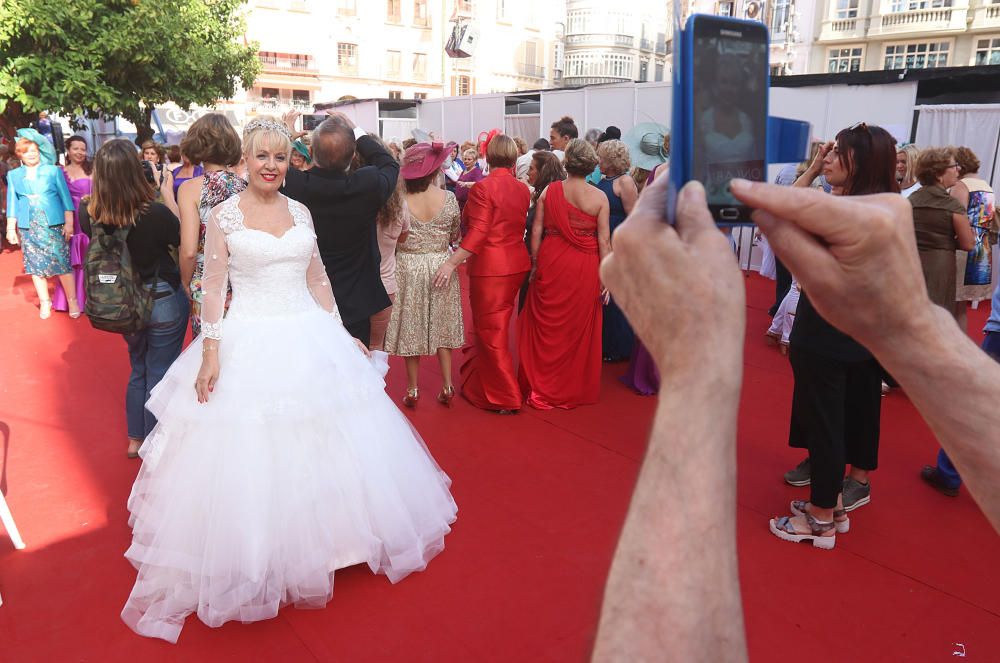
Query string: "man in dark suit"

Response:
xmin=282 ymin=112 xmax=398 ymax=346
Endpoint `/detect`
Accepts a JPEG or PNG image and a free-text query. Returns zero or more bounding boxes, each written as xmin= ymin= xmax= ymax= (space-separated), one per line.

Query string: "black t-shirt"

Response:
xmin=81 ymin=202 xmax=181 ymax=289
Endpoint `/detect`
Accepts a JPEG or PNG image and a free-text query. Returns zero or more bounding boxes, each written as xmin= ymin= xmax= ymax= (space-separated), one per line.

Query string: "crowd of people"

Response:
xmin=3 ymin=107 xmax=999 ymax=647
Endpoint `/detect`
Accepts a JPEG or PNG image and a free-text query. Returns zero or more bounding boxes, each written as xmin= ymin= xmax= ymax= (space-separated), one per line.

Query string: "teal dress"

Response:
xmin=5 ymin=164 xmax=74 ymax=277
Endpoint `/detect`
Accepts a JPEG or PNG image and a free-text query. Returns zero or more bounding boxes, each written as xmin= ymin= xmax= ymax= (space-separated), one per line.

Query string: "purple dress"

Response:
xmin=52 ymin=174 xmax=92 ymax=311
xmin=619 ymin=166 xmax=663 ymax=395
xmin=172 ymin=164 xmax=204 ymax=199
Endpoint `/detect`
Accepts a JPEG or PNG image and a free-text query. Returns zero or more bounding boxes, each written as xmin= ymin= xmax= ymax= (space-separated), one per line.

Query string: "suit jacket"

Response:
xmin=460 ymin=168 xmax=531 ymax=277
xmin=5 ymin=165 xmax=74 ymax=229
xmin=282 ymin=135 xmax=398 ymax=326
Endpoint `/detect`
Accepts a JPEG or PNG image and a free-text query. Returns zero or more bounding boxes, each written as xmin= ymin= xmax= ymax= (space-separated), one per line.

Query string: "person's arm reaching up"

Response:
xmin=593 ymin=176 xmax=748 ymax=662
xmin=733 ymin=179 xmax=1000 ymax=532
xmin=331 ymin=111 xmax=399 ymax=205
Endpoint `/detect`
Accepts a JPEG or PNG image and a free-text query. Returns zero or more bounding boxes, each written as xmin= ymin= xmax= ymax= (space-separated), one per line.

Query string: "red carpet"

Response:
xmin=1 ymin=245 xmax=998 ymax=662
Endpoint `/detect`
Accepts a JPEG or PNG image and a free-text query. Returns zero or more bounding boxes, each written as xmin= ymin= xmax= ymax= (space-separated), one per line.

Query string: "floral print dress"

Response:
xmin=189 ymin=170 xmax=246 ymax=337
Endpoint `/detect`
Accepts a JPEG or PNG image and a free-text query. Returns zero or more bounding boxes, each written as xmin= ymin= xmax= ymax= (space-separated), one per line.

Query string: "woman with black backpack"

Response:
xmin=81 ymin=138 xmax=189 ymax=459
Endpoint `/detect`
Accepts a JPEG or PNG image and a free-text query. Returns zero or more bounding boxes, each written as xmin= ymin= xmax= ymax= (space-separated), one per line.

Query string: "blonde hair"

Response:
xmin=596 ymin=139 xmax=631 ymax=178
xmin=897 ymin=143 xmax=920 ymax=185
xmin=563 ymin=138 xmax=599 ymax=177
xmin=486 ymin=134 xmax=518 ymax=169
xmin=242 ymin=115 xmax=291 ymax=158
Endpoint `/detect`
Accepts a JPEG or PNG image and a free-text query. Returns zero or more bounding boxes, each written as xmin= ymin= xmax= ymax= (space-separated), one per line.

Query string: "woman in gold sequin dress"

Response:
xmin=385 ymin=142 xmax=465 ymax=408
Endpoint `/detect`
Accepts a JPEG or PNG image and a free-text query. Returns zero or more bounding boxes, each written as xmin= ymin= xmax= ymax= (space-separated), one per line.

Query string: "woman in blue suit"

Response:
xmin=4 ymin=129 xmax=78 ymax=319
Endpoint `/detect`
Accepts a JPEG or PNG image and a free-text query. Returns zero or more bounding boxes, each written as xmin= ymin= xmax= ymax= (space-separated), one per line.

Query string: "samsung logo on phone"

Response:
xmin=720 ymin=29 xmax=742 ymax=37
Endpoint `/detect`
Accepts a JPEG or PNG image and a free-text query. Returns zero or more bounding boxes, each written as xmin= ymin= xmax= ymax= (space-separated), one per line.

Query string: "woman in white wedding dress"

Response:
xmin=121 ymin=119 xmax=458 ymax=643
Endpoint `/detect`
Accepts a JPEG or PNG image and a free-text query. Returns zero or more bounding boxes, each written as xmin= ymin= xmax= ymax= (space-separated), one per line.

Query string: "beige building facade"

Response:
xmin=562 ymin=0 xmax=671 ymax=87
xmin=680 ymin=1 xmax=820 ymax=75
xmin=812 ymin=0 xmax=1000 ymax=73
xmin=232 ymin=0 xmax=564 ymax=122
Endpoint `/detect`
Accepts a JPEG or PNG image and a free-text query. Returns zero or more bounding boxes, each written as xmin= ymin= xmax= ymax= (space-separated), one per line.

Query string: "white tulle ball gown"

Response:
xmin=121 ymin=194 xmax=458 ymax=643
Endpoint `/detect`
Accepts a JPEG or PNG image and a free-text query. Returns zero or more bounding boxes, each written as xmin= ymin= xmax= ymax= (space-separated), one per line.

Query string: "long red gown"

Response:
xmin=518 ymin=181 xmax=602 ymax=409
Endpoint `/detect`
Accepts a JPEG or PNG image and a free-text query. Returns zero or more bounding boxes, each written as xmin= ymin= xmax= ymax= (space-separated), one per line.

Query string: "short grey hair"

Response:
xmin=311 ymin=116 xmax=356 ymax=171
xmin=584 ymin=128 xmax=602 ymax=146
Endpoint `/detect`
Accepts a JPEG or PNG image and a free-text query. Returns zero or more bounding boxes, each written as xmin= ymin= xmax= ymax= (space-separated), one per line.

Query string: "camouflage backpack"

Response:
xmin=84 ymin=222 xmax=156 ymax=334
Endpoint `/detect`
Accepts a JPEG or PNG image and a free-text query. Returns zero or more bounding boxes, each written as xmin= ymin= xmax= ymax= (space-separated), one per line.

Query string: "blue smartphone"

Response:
xmin=671 ymin=14 xmax=769 ymax=226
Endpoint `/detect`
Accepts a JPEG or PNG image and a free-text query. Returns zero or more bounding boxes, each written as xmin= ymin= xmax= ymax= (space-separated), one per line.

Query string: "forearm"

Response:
xmin=593 ymin=366 xmax=747 ymax=662
xmin=446 ymin=247 xmax=472 ymax=268
xmin=179 ymin=255 xmax=195 ymax=292
xmin=529 ymin=227 xmax=542 ymax=258
xmin=793 ymin=166 xmax=820 ymax=188
xmin=871 ymin=308 xmax=1000 ymax=530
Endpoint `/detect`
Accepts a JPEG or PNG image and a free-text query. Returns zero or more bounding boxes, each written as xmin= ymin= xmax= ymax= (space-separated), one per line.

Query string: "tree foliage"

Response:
xmin=0 ymin=0 xmax=259 ymax=142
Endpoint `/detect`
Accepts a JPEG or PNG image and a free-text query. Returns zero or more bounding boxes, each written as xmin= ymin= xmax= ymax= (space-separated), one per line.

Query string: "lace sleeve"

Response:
xmin=297 ymin=204 xmax=342 ymax=322
xmin=200 ymin=209 xmax=230 ymax=340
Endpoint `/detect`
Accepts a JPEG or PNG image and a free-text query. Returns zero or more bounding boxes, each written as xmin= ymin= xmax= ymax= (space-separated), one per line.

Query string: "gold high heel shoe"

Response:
xmin=437 ymin=385 xmax=455 ymax=407
xmin=402 ymin=388 xmax=419 ymax=409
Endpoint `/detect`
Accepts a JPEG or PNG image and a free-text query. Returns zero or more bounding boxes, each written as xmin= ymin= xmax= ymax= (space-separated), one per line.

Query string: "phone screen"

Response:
xmin=302 ymin=113 xmax=326 ymax=131
xmin=691 ymin=19 xmax=768 ymax=219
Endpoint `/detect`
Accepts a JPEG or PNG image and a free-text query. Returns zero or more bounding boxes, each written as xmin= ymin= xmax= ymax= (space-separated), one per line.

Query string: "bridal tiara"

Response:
xmin=244 ymin=118 xmax=292 ymax=140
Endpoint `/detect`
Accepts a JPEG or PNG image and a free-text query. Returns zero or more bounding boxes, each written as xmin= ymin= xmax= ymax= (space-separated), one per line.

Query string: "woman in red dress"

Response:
xmin=519 ymin=139 xmax=611 ymax=409
xmin=432 ymin=134 xmax=531 ymax=413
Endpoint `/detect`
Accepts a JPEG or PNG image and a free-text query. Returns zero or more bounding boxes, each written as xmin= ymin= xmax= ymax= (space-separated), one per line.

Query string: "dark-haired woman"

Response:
xmin=519 ymin=150 xmax=565 ymax=310
xmin=176 ymin=113 xmax=246 ymax=337
xmin=769 ymin=124 xmax=899 ymax=550
xmin=519 ymin=139 xmax=610 ymax=409
xmin=140 ymin=140 xmax=179 ymax=216
xmin=80 ymin=139 xmax=188 ymax=458
xmin=53 ymin=135 xmax=93 ymax=312
xmin=385 ymin=142 xmax=464 ymax=406
xmin=436 ymin=134 xmax=531 ymax=413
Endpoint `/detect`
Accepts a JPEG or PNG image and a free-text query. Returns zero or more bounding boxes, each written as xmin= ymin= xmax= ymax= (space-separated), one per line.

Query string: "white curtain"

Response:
xmin=380 ymin=119 xmax=417 ymax=144
xmin=504 ymin=115 xmax=541 ymax=144
xmin=915 ymin=104 xmax=1000 ymax=188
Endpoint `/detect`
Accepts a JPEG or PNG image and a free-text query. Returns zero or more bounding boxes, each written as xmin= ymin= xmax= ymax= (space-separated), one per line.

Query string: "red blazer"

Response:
xmin=460 ymin=168 xmax=532 ymax=277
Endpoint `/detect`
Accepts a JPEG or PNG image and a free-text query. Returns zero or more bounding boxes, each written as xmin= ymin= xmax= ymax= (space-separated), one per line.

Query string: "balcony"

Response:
xmin=565 ymin=33 xmax=635 ymax=49
xmin=246 ymin=98 xmax=314 ymax=114
xmin=562 ymin=75 xmax=629 ymax=86
xmin=640 ymin=38 xmax=653 ymax=51
xmin=868 ymin=7 xmax=969 ymax=38
xmin=971 ymin=1 xmax=1000 ymax=32
xmin=655 ymin=40 xmax=667 ymax=55
xmin=818 ymin=16 xmax=869 ymax=43
xmin=517 ymin=63 xmax=546 ymax=78
xmin=258 ymin=54 xmax=317 ymax=72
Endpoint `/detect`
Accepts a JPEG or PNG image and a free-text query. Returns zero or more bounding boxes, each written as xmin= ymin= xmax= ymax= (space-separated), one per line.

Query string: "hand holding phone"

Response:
xmin=672 ymin=14 xmax=769 ymax=226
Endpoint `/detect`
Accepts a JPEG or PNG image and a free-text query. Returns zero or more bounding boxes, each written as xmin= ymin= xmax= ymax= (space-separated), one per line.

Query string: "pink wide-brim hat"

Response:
xmin=401 ymin=141 xmax=458 ymax=180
